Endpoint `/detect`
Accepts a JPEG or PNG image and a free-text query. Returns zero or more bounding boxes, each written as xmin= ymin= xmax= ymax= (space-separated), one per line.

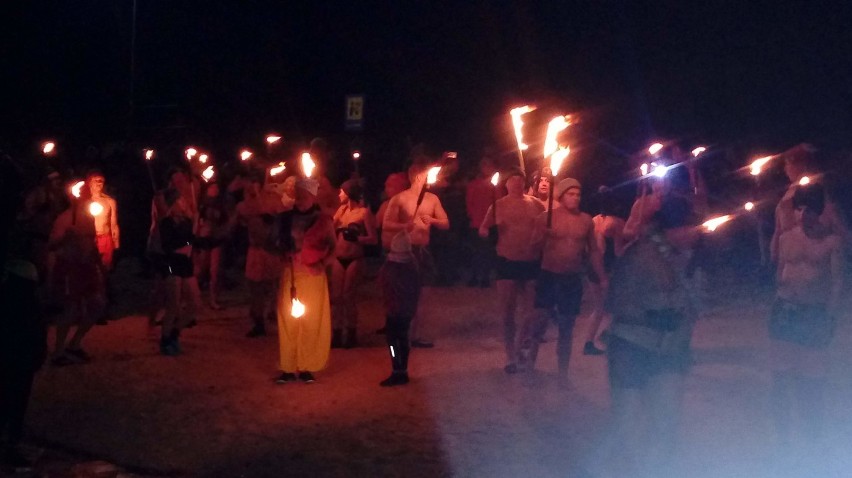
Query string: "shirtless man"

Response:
xmin=519 ymin=178 xmax=607 ymax=377
xmin=771 ymin=183 xmax=843 ymax=460
xmin=87 ymin=171 xmax=119 ymax=271
xmin=383 ymin=163 xmax=450 ymax=347
xmin=771 ymin=146 xmax=846 ymax=263
xmin=478 ymin=168 xmax=545 ymax=373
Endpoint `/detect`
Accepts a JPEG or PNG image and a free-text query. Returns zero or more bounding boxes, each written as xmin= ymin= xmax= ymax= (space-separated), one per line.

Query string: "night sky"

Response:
xmin=4 ymin=1 xmax=852 ymax=172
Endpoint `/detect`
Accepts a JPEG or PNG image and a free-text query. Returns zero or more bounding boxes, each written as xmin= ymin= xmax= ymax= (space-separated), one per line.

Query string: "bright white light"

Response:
xmin=70 ymin=181 xmax=85 ymax=199
xmin=185 ymin=147 xmax=198 ymax=160
xmin=648 ymin=143 xmax=664 ymax=156
xmin=144 ymin=149 xmax=154 ymax=160
xmin=42 ymin=142 xmax=56 ymax=154
xmin=744 ymin=202 xmax=755 ymax=211
xmin=270 ymin=162 xmax=286 ymax=176
xmin=702 ymin=215 xmax=732 ymax=232
xmin=426 ymin=166 xmax=442 ymax=185
xmin=240 ymin=150 xmax=253 ymax=161
xmin=651 ymin=162 xmax=668 ymax=178
xmin=550 ymin=147 xmax=570 ymax=177
xmin=490 ymin=172 xmax=500 ymax=187
xmin=692 ymin=146 xmax=706 ymax=157
xmin=291 ymin=298 xmax=306 ymax=318
xmin=390 ymin=346 xmax=396 ymax=358
xmin=198 ymin=154 xmax=209 ymax=164
xmin=750 ymin=156 xmax=772 ymax=176
xmin=799 ymin=176 xmax=811 ymax=186
xmin=266 ymin=135 xmax=281 ymax=144
xmin=89 ymin=202 xmax=104 ymax=217
xmin=352 ymin=151 xmax=361 ymax=160
xmin=640 ymin=163 xmax=649 ymax=176
xmin=201 ymin=166 xmax=215 ymax=182
xmin=301 ymin=153 xmax=316 ymax=178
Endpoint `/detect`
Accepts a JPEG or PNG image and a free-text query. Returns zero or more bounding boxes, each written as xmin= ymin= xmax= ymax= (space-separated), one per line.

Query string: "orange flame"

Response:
xmin=144 ymin=149 xmax=154 ymax=160
xmin=550 ymin=147 xmax=570 ymax=177
xmin=750 ymin=156 xmax=772 ymax=176
xmin=70 ymin=181 xmax=85 ymax=199
xmin=42 ymin=142 xmax=56 ymax=154
xmin=543 ymin=116 xmax=571 ymax=159
xmin=266 ymin=135 xmax=281 ymax=144
xmin=270 ymin=162 xmax=286 ymax=176
xmin=301 ymin=153 xmax=316 ymax=178
xmin=240 ymin=150 xmax=253 ymax=161
xmin=510 ymin=105 xmax=536 ymax=151
xmin=702 ymin=215 xmax=732 ymax=232
xmin=185 ymin=147 xmax=198 ymax=160
xmin=648 ymin=143 xmax=664 ymax=156
xmin=490 ymin=172 xmax=500 ymax=187
xmin=426 ymin=166 xmax=442 ymax=185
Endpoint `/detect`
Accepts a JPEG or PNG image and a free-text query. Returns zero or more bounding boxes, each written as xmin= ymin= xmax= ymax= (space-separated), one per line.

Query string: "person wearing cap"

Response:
xmin=377 ymin=231 xmax=421 ymax=386
xmin=86 ymin=170 xmax=119 ymax=271
xmin=519 ymin=177 xmax=606 ymax=378
xmin=382 ymin=162 xmax=450 ymax=348
xmin=478 ymin=167 xmax=545 ymax=373
xmin=330 ymin=179 xmax=377 ymax=348
xmin=237 ymin=174 xmax=287 ymax=338
xmin=274 ymin=177 xmax=336 ymax=384
xmin=770 ymin=183 xmax=843 ymax=462
xmin=770 ymin=145 xmax=847 ymax=264
xmin=465 ymin=157 xmax=502 ymax=288
xmin=47 ymin=181 xmax=105 ymax=366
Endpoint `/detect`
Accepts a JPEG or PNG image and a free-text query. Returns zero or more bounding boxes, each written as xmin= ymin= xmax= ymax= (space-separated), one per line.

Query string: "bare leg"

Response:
xmin=496 ymin=279 xmax=519 ymax=364
xmin=584 ymin=282 xmax=605 ymax=343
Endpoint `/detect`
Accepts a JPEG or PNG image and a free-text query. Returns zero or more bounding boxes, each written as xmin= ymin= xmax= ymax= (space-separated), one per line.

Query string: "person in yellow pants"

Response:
xmin=275 ymin=177 xmax=336 ymax=384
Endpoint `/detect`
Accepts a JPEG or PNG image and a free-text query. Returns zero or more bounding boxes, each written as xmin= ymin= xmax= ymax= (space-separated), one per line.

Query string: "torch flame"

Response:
xmin=144 ymin=149 xmax=154 ymax=160
xmin=70 ymin=181 xmax=85 ymax=199
xmin=266 ymin=135 xmax=281 ymax=144
xmin=201 ymin=166 xmax=215 ymax=182
xmin=750 ymin=156 xmax=772 ymax=176
xmin=42 ymin=142 xmax=56 ymax=154
xmin=702 ymin=215 xmax=732 ymax=232
xmin=352 ymin=151 xmax=361 ymax=160
xmin=798 ymin=176 xmax=811 ymax=186
xmin=240 ymin=150 xmax=253 ymax=161
xmin=744 ymin=202 xmax=755 ymax=211
xmin=648 ymin=143 xmax=664 ymax=156
xmin=510 ymin=105 xmax=536 ymax=151
xmin=185 ymin=147 xmax=198 ymax=160
xmin=651 ymin=162 xmax=668 ymax=178
xmin=543 ymin=115 xmax=571 ymax=159
xmin=640 ymin=163 xmax=649 ymax=176
xmin=426 ymin=166 xmax=442 ymax=185
xmin=198 ymin=154 xmax=209 ymax=164
xmin=301 ymin=153 xmax=316 ymax=178
xmin=550 ymin=147 xmax=570 ymax=177
xmin=270 ymin=162 xmax=286 ymax=177
xmin=490 ymin=172 xmax=500 ymax=187
xmin=88 ymin=201 xmax=104 ymax=217
xmin=692 ymin=146 xmax=706 ymax=157
xmin=291 ymin=298 xmax=306 ymax=318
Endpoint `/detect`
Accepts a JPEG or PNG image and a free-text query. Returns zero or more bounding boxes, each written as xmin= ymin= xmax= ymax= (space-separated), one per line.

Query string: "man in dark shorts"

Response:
xmin=519 ymin=178 xmax=606 ymax=378
xmin=479 ymin=167 xmax=544 ymax=373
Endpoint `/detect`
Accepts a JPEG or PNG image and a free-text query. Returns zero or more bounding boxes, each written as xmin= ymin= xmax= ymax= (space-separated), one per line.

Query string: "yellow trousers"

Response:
xmin=277 ymin=264 xmax=331 ymax=373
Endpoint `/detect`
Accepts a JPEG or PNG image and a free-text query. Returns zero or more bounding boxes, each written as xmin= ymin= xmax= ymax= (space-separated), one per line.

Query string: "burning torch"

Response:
xmin=412 ymin=166 xmax=442 ymax=219
xmin=510 ymin=105 xmax=535 ymax=173
xmin=543 ymin=115 xmax=571 ymax=228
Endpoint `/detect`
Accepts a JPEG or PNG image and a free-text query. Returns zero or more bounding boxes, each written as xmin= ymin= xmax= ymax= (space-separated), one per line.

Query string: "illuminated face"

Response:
xmin=338 ymin=189 xmax=349 ymax=203
xmin=88 ymin=176 xmax=105 ymax=195
xmin=506 ymin=175 xmax=526 ymax=195
xmin=537 ymin=176 xmax=551 ymax=195
xmin=559 ymin=188 xmax=581 ymax=211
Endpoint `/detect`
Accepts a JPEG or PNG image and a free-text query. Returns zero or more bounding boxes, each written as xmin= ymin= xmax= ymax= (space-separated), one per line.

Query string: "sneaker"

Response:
xmin=66 ymin=348 xmax=92 ymax=363
xmin=298 ymin=372 xmax=316 ymax=383
xmin=504 ymin=363 xmax=519 ymax=374
xmin=583 ymin=341 xmax=605 ymax=356
xmin=51 ymin=354 xmax=76 ymax=367
xmin=410 ymin=340 xmax=434 ymax=349
xmin=275 ymin=372 xmax=297 ymax=384
xmin=246 ymin=326 xmax=266 ymax=338
xmin=380 ymin=372 xmax=410 ymax=387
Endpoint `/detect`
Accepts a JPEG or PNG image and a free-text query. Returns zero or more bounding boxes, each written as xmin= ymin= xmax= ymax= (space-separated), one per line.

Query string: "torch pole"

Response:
xmin=516 ymin=149 xmax=526 ymax=175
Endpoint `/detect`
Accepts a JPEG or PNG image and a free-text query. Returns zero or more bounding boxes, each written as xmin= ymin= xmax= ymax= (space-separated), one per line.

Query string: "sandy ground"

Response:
xmin=18 ymin=263 xmax=852 ymax=477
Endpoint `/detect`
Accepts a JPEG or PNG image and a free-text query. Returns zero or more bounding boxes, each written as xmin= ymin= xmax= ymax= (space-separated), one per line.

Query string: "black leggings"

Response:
xmin=386 ymin=315 xmax=413 ymax=343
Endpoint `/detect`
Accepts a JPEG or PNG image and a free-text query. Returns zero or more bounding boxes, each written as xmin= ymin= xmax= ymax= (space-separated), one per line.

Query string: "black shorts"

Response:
xmin=495 ymin=257 xmax=539 ymax=281
xmin=534 ymin=270 xmax=583 ymax=316
xmin=608 ymin=335 xmax=690 ymax=389
xmin=411 ymin=246 xmax=437 ymax=286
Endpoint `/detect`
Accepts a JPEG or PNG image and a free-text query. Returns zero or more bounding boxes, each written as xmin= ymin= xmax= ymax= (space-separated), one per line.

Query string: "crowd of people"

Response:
xmin=0 ymin=142 xmax=847 ymax=474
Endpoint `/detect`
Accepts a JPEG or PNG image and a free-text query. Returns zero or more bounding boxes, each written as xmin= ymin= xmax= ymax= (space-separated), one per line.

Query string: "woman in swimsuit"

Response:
xmin=330 ymin=179 xmax=377 ymax=348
